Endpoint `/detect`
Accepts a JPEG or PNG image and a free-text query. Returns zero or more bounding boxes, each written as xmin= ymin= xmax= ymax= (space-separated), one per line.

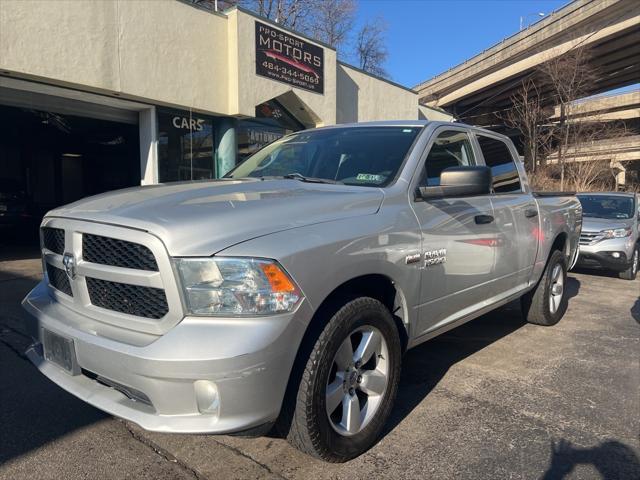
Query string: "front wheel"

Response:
xmin=521 ymin=249 xmax=568 ymax=326
xmin=619 ymin=247 xmax=638 ymax=281
xmin=285 ymin=297 xmax=402 ymax=462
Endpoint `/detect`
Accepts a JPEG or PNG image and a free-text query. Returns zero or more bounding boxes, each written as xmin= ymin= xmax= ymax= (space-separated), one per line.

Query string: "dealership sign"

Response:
xmin=172 ymin=116 xmax=205 ymax=131
xmin=255 ymin=20 xmax=324 ymax=94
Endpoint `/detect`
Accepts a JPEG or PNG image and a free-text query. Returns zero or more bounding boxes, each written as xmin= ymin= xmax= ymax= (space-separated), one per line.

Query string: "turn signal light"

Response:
xmin=260 ymin=263 xmax=297 ymax=292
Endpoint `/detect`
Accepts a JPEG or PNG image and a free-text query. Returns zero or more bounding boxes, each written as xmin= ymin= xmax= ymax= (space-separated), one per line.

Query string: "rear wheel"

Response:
xmin=521 ymin=249 xmax=568 ymax=326
xmin=285 ymin=297 xmax=402 ymax=462
xmin=619 ymin=247 xmax=638 ymax=281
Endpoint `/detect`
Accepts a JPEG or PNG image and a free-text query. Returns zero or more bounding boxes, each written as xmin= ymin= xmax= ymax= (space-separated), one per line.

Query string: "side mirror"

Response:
xmin=418 ymin=166 xmax=492 ymax=200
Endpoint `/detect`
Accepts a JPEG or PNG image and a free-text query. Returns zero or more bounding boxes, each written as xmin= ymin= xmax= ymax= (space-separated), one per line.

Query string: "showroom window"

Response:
xmin=236 ymin=100 xmax=305 ymax=164
xmin=158 ymin=109 xmax=216 ymax=182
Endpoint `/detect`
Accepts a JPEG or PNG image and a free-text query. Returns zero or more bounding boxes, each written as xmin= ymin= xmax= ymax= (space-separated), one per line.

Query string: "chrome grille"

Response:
xmin=39 ymin=218 xmax=183 ymax=335
xmin=83 ymin=234 xmax=158 ymax=271
xmin=579 ymin=231 xmax=603 ymax=246
xmin=86 ymin=277 xmax=168 ymax=319
xmin=42 ymin=227 xmax=65 ymax=254
xmin=46 ymin=264 xmax=72 ymax=296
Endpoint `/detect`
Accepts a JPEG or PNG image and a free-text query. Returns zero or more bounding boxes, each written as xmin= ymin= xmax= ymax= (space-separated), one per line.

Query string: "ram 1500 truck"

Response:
xmin=22 ymin=121 xmax=582 ymax=461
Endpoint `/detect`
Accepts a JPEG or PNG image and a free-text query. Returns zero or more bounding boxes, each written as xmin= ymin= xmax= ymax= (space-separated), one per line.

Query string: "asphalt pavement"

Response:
xmin=1 ymin=248 xmax=638 ymax=480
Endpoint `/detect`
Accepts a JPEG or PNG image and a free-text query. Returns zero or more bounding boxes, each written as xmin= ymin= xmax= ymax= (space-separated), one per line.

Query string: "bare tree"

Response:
xmin=236 ymin=0 xmax=359 ymax=53
xmin=240 ymin=0 xmax=315 ymax=29
xmin=355 ymin=17 xmax=389 ymax=77
xmin=538 ymin=46 xmax=599 ymax=190
xmin=566 ymin=120 xmax=631 ymax=190
xmin=307 ymin=0 xmax=356 ymax=50
xmin=565 ymin=159 xmax=610 ymax=192
xmin=500 ymin=78 xmax=554 ymax=173
xmin=528 ymin=164 xmax=561 ymax=192
xmin=540 ymin=117 xmax=632 ymax=191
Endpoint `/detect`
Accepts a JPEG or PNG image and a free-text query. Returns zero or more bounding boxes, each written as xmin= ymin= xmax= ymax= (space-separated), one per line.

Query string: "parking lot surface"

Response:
xmin=1 ymin=249 xmax=638 ymax=480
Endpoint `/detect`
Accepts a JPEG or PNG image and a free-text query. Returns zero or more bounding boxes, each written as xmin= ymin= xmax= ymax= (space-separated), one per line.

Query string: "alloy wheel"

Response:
xmin=549 ymin=263 xmax=564 ymax=314
xmin=325 ymin=326 xmax=389 ymax=436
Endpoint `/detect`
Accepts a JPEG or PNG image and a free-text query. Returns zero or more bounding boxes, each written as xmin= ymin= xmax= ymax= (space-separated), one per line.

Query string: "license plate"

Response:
xmin=43 ymin=329 xmax=79 ymax=375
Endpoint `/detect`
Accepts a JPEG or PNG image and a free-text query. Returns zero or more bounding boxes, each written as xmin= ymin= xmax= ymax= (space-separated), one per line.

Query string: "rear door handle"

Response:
xmin=475 ymin=214 xmax=494 ymax=225
xmin=525 ymin=208 xmax=538 ymax=218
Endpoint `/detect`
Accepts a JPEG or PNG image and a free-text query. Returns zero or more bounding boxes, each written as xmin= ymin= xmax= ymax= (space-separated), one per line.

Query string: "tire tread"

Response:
xmin=285 ymin=297 xmax=400 ymax=462
xmin=522 ymin=249 xmax=567 ymax=326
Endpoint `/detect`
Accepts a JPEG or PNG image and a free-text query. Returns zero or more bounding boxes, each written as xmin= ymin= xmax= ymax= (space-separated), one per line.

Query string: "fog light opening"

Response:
xmin=611 ymin=252 xmax=621 ymax=259
xmin=194 ymin=380 xmax=220 ymax=416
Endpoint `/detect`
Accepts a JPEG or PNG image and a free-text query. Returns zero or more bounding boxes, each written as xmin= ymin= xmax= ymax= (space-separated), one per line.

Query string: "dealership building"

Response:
xmin=0 ymin=0 xmax=449 ymax=220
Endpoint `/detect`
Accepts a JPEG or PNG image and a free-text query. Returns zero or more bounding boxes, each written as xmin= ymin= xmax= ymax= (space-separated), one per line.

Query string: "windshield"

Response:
xmin=578 ymin=195 xmax=635 ymax=220
xmin=225 ymin=126 xmax=422 ymax=187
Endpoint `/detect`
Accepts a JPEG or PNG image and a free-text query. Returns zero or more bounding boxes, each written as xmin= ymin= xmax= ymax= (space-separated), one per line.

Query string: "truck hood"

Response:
xmin=582 ymin=216 xmax=632 ymax=232
xmin=46 ymin=179 xmax=384 ymax=256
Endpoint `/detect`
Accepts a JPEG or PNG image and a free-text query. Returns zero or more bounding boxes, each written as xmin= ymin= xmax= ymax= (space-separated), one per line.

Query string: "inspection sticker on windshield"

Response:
xmin=356 ymin=173 xmax=383 ymax=182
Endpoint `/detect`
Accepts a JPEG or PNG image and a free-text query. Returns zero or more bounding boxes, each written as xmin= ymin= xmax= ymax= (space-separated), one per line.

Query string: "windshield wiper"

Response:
xmin=281 ymin=173 xmax=341 ymax=184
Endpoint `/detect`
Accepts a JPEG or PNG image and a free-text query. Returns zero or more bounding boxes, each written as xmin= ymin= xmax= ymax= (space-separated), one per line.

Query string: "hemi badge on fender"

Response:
xmin=405 ymin=253 xmax=422 ymax=265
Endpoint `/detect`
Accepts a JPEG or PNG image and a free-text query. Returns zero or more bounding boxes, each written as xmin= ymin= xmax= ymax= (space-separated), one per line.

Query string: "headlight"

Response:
xmin=175 ymin=257 xmax=302 ymax=316
xmin=601 ymin=227 xmax=632 ymax=239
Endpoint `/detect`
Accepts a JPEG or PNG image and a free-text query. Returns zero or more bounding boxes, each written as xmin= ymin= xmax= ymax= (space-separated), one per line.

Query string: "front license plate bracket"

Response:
xmin=43 ymin=329 xmax=80 ymax=375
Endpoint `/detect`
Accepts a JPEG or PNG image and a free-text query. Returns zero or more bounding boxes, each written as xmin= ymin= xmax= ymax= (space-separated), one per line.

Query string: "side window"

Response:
xmin=477 ymin=135 xmax=522 ymax=193
xmin=419 ymin=130 xmax=475 ymax=187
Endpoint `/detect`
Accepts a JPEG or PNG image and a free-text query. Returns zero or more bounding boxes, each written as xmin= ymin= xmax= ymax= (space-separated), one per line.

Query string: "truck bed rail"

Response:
xmin=533 ymin=191 xmax=576 ymax=197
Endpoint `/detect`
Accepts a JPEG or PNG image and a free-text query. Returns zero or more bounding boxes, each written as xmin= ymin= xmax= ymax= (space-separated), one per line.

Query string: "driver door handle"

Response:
xmin=525 ymin=208 xmax=538 ymax=218
xmin=475 ymin=214 xmax=494 ymax=225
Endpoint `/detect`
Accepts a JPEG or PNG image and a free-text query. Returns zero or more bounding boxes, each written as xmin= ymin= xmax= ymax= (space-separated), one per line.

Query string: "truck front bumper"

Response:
xmin=21 ymin=281 xmax=311 ymax=434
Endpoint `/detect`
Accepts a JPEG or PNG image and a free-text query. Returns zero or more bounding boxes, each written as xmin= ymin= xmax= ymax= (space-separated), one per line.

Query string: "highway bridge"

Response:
xmin=414 ymin=0 xmax=639 ymax=126
xmin=550 ymin=90 xmax=639 ymax=122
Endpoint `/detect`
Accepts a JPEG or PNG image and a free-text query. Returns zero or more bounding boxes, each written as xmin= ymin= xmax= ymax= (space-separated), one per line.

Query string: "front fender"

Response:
xmin=216 ymin=207 xmax=422 ymax=331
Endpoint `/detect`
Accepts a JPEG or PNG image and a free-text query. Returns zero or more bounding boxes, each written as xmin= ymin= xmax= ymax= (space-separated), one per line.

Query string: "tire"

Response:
xmin=619 ymin=246 xmax=639 ymax=281
xmin=521 ymin=249 xmax=568 ymax=326
xmin=285 ymin=297 xmax=402 ymax=462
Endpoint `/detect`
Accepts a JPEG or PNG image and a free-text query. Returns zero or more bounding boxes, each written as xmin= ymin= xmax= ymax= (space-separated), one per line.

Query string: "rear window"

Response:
xmin=477 ymin=135 xmax=521 ymax=193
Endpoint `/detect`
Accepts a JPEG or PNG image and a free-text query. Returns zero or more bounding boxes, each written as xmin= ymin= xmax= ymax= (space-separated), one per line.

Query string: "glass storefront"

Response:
xmin=236 ymin=99 xmax=305 ymax=164
xmin=158 ymin=109 xmax=216 ymax=182
xmin=157 ymin=101 xmax=306 ymax=182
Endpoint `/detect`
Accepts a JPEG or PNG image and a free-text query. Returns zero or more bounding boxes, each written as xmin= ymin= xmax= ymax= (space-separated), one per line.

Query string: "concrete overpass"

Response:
xmin=546 ymin=135 xmax=640 ymax=163
xmin=414 ymin=0 xmax=640 ymax=125
xmin=545 ymin=134 xmax=639 ymax=184
xmin=551 ymin=89 xmax=640 ymax=121
xmin=544 ymin=91 xmax=639 ymax=184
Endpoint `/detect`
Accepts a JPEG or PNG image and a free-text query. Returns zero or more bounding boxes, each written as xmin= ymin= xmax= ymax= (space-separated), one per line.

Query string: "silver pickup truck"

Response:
xmin=22 ymin=121 xmax=581 ymax=461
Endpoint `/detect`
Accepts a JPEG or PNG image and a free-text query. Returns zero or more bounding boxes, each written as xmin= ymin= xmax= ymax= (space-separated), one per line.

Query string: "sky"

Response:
xmin=352 ymin=0 xmax=569 ymax=87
